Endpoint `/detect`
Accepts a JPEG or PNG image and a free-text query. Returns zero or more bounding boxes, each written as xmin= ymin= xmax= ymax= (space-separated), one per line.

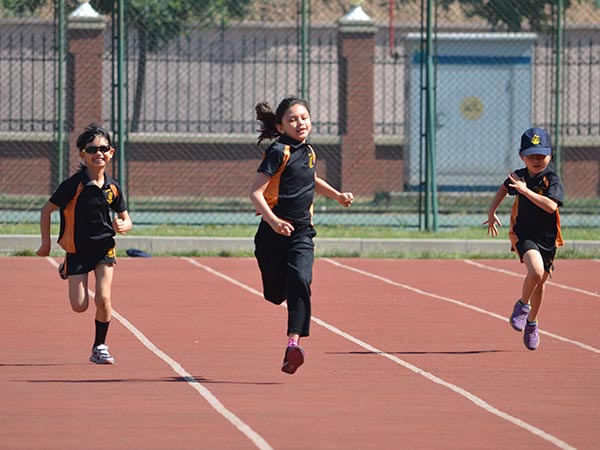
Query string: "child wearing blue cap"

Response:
xmin=484 ymin=127 xmax=564 ymax=351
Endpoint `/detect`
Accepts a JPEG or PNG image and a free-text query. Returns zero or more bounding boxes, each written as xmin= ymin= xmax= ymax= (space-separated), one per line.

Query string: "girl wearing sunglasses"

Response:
xmin=37 ymin=123 xmax=132 ymax=364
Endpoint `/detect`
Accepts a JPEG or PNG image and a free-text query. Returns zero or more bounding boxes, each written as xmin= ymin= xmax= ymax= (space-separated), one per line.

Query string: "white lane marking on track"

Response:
xmin=183 ymin=257 xmax=576 ymax=450
xmin=44 ymin=257 xmax=273 ymax=450
xmin=323 ymin=258 xmax=600 ymax=355
xmin=463 ymin=259 xmax=600 ymax=299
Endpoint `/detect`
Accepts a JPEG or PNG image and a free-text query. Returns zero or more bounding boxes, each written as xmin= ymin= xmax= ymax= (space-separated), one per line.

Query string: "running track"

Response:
xmin=1 ymin=257 xmax=599 ymax=449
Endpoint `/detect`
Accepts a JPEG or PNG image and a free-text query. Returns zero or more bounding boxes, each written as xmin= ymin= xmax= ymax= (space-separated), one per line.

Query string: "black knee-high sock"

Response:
xmin=94 ymin=320 xmax=110 ymax=347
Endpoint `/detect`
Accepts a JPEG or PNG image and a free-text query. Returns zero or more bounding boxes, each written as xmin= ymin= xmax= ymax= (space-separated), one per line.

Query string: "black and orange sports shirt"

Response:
xmin=257 ymin=135 xmax=317 ymax=226
xmin=505 ymin=165 xmax=564 ymax=252
xmin=49 ymin=169 xmax=127 ymax=254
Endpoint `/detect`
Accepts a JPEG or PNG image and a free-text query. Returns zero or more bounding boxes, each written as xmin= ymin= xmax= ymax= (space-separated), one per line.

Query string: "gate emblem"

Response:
xmin=459 ymin=96 xmax=484 ymax=121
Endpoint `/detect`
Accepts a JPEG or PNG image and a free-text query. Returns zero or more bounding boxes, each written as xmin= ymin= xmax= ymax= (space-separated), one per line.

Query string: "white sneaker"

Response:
xmin=90 ymin=344 xmax=115 ymax=364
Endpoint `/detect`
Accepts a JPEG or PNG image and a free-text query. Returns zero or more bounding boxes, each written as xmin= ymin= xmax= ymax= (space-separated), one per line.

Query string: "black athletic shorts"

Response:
xmin=515 ymin=239 xmax=556 ymax=274
xmin=63 ymin=247 xmax=116 ymax=276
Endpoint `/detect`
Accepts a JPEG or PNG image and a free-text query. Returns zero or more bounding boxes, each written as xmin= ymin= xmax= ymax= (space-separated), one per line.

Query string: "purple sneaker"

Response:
xmin=281 ymin=345 xmax=305 ymax=374
xmin=510 ymin=300 xmax=531 ymax=332
xmin=524 ymin=321 xmax=540 ymax=350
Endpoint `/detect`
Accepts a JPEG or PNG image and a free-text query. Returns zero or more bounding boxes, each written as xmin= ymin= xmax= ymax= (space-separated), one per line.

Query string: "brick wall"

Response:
xmin=67 ymin=19 xmax=105 ymax=175
xmin=563 ymin=147 xmax=600 ymax=197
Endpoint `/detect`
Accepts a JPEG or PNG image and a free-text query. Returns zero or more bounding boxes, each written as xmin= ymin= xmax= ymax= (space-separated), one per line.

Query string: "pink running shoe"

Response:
xmin=281 ymin=345 xmax=305 ymax=374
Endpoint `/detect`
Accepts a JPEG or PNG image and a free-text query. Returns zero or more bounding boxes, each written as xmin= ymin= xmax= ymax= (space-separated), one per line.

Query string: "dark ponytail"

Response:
xmin=255 ymin=102 xmax=279 ymax=146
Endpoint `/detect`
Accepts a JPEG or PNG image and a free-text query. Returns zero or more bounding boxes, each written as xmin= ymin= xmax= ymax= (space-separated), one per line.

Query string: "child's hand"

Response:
xmin=507 ymin=172 xmax=527 ymax=194
xmin=338 ymin=192 xmax=354 ymax=207
xmin=36 ymin=243 xmax=51 ymax=257
xmin=268 ymin=217 xmax=294 ymax=236
xmin=113 ymin=216 xmax=127 ymax=234
xmin=483 ymin=214 xmax=502 ymax=237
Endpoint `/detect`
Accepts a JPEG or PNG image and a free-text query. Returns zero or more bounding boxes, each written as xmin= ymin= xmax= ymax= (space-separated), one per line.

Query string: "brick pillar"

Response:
xmin=67 ymin=3 xmax=106 ymax=174
xmin=337 ymin=5 xmax=377 ymax=196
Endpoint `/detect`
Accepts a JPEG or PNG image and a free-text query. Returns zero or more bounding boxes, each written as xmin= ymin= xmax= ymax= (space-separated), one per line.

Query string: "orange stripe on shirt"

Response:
xmin=555 ymin=210 xmax=564 ymax=248
xmin=262 ymin=145 xmax=291 ymax=210
xmin=509 ymin=196 xmax=564 ymax=250
xmin=57 ymin=182 xmax=84 ymax=253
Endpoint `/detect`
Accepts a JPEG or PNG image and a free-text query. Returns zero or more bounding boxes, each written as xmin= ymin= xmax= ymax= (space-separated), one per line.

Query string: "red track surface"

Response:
xmin=1 ymin=256 xmax=599 ymax=449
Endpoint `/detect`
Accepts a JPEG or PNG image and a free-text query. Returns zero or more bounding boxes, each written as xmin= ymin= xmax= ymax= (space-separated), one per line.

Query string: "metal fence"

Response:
xmin=1 ymin=0 xmax=599 ymax=230
xmin=117 ymin=26 xmax=341 ymax=135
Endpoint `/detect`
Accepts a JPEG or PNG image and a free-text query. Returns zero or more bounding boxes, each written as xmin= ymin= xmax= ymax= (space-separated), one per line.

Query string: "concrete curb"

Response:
xmin=2 ymin=235 xmax=599 ymax=257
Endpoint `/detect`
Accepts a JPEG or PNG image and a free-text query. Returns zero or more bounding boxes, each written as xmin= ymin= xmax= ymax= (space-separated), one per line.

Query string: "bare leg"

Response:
xmin=93 ymin=263 xmax=114 ymax=322
xmin=68 ymin=273 xmax=89 ymax=313
xmin=521 ymin=250 xmax=548 ymax=322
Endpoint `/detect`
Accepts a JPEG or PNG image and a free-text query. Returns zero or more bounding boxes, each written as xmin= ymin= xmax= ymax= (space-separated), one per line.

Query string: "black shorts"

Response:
xmin=63 ymin=247 xmax=116 ymax=276
xmin=515 ymin=239 xmax=556 ymax=274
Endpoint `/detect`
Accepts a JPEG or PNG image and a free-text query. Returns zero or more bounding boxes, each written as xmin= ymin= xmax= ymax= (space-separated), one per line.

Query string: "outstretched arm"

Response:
xmin=36 ymin=201 xmax=59 ymax=256
xmin=315 ymin=175 xmax=354 ymax=207
xmin=483 ymin=184 xmax=508 ymax=237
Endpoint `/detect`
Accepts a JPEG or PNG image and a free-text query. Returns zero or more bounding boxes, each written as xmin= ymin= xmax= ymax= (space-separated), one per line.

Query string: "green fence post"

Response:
xmin=57 ymin=0 xmax=66 ymax=183
xmin=554 ymin=0 xmax=564 ymax=176
xmin=299 ymin=0 xmax=309 ymax=100
xmin=425 ymin=0 xmax=438 ymax=231
xmin=117 ymin=0 xmax=127 ymax=198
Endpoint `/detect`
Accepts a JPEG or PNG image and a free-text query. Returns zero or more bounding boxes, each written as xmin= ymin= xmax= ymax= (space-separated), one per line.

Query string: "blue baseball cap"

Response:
xmin=520 ymin=127 xmax=552 ymax=156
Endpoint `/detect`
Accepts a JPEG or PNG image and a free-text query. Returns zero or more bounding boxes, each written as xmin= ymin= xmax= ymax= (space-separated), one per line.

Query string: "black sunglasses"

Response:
xmin=83 ymin=145 xmax=111 ymax=154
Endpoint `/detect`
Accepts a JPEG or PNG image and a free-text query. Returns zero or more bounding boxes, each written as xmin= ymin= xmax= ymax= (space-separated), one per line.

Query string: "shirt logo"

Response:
xmin=104 ymin=188 xmax=114 ymax=204
xmin=307 ymin=149 xmax=315 ymax=169
xmin=536 ymin=176 xmax=549 ymax=195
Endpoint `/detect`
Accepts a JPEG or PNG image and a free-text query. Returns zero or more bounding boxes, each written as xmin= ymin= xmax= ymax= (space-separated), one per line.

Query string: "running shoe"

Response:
xmin=90 ymin=344 xmax=115 ymax=364
xmin=509 ymin=300 xmax=531 ymax=332
xmin=523 ymin=321 xmax=540 ymax=351
xmin=281 ymin=345 xmax=305 ymax=374
xmin=58 ymin=262 xmax=68 ymax=280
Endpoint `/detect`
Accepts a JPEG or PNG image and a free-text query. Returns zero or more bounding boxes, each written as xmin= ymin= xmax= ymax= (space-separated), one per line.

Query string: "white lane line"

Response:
xmin=463 ymin=259 xmax=600 ymax=299
xmin=183 ymin=257 xmax=576 ymax=450
xmin=322 ymin=258 xmax=600 ymax=355
xmin=44 ymin=257 xmax=273 ymax=450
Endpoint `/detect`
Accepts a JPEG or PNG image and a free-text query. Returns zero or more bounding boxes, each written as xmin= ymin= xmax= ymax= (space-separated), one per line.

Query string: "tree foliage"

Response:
xmin=91 ymin=0 xmax=252 ymax=53
xmin=1 ymin=0 xmax=252 ymax=132
xmin=89 ymin=0 xmax=253 ymax=131
xmin=0 ymin=0 xmax=45 ymax=16
xmin=389 ymin=0 xmax=575 ymax=31
xmin=441 ymin=0 xmax=573 ymax=31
